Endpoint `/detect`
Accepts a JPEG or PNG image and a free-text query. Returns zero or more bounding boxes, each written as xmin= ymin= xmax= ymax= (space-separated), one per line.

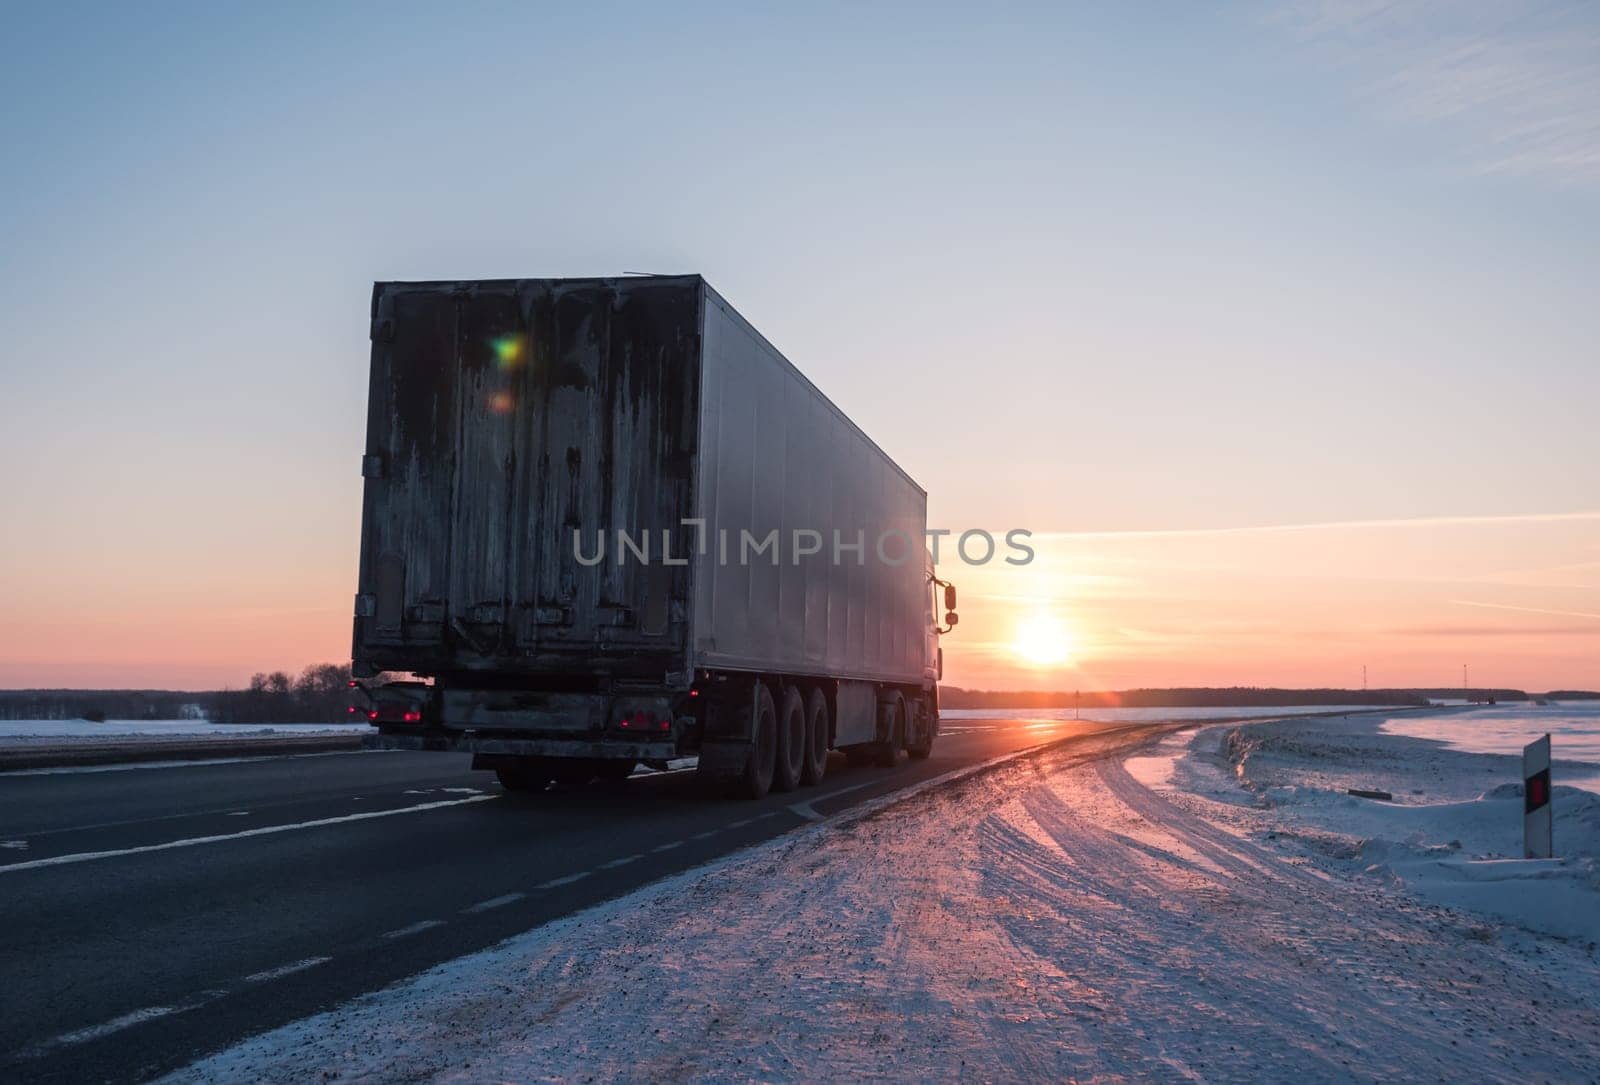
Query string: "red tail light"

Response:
xmin=402 ymin=710 xmax=422 ymax=723
xmin=367 ymin=710 xmax=379 ymax=722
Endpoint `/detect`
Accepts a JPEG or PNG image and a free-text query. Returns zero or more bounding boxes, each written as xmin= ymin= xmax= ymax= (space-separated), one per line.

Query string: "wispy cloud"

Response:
xmin=1450 ymin=599 xmax=1600 ymax=620
xmin=1270 ymin=0 xmax=1600 ymax=185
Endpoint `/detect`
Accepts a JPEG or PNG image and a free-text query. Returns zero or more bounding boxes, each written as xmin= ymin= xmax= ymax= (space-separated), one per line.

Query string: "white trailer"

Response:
xmin=353 ymin=275 xmax=957 ymax=798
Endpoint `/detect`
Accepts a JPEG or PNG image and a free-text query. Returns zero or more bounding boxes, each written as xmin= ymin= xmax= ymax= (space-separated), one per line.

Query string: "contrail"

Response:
xmin=1451 ymin=600 xmax=1600 ymax=622
xmin=1029 ymin=510 xmax=1600 ymax=541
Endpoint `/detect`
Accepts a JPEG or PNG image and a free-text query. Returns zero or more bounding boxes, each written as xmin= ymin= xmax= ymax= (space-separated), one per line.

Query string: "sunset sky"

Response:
xmin=2 ymin=3 xmax=1597 ymax=691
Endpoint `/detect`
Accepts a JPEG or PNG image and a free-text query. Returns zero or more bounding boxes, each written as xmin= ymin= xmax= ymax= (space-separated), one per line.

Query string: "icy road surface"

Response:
xmin=168 ymin=723 xmax=1600 ymax=1083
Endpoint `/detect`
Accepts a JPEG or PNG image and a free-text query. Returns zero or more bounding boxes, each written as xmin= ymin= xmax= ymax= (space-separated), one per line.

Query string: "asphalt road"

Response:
xmin=0 ymin=716 xmax=1134 ymax=1083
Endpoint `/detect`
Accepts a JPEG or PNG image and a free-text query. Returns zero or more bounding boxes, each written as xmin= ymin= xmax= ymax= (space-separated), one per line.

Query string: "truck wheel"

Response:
xmin=801 ymin=687 xmax=829 ymax=786
xmin=552 ymin=759 xmax=597 ymax=788
xmin=906 ymin=696 xmax=935 ymax=761
xmin=595 ymin=759 xmax=635 ymax=783
xmin=773 ymin=685 xmax=805 ymax=793
xmin=495 ymin=761 xmax=552 ymax=792
xmin=871 ymin=691 xmax=905 ymax=768
xmin=736 ymin=683 xmax=778 ymax=799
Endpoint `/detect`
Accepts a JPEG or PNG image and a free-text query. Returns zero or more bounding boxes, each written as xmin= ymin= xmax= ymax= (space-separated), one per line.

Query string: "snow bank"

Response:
xmin=0 ymin=719 xmax=373 ymax=745
xmin=1198 ymin=713 xmax=1600 ymax=944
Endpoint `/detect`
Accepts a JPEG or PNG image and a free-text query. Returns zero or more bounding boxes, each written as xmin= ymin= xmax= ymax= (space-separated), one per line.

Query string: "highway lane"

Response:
xmin=0 ymin=716 xmax=1130 ymax=1084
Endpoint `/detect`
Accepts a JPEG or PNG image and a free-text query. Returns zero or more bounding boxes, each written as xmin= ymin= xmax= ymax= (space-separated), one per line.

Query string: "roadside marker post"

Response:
xmin=1523 ymin=733 xmax=1553 ymax=860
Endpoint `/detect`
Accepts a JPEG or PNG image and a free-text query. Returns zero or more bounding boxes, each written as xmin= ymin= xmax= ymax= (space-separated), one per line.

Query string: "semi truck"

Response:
xmin=351 ymin=275 xmax=957 ymax=798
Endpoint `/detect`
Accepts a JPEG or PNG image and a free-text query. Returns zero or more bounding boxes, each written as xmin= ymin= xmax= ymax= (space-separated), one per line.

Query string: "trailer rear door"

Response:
xmin=356 ymin=279 xmax=702 ymax=678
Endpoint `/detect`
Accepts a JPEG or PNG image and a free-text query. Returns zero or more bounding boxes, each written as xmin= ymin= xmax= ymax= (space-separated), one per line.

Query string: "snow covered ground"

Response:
xmin=1379 ymin=702 xmax=1600 ymax=793
xmin=1160 ymin=711 xmax=1600 ymax=944
xmin=943 ymin=703 xmax=1417 ymax=725
xmin=165 ymin=711 xmax=1600 ymax=1083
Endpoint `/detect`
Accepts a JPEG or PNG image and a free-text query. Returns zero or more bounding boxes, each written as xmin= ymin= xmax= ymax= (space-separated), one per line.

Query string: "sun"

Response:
xmin=1012 ymin=615 xmax=1075 ymax=667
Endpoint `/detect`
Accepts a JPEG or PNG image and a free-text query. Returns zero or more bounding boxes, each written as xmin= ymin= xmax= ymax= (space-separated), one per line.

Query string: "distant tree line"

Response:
xmin=205 ymin=663 xmax=355 ymax=724
xmin=0 ymin=664 xmax=359 ymax=724
xmin=935 ymin=686 xmax=1539 ymax=709
xmin=0 ymin=690 xmax=204 ymax=722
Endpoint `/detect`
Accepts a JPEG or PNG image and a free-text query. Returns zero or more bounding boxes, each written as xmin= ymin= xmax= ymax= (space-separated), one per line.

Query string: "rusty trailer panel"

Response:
xmin=353 ymin=275 xmax=931 ymax=693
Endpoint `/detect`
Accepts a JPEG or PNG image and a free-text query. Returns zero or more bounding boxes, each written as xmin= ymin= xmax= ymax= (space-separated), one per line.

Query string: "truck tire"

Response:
xmin=495 ymin=761 xmax=553 ymax=792
xmin=801 ymin=687 xmax=829 ymax=786
xmin=870 ymin=691 xmax=905 ymax=768
xmin=906 ymin=695 xmax=935 ymax=761
xmin=551 ymin=759 xmax=598 ymax=788
xmin=774 ymin=685 xmax=805 ymax=793
xmin=735 ymin=683 xmax=778 ymax=799
xmin=595 ymin=759 xmax=635 ymax=783
xmin=845 ymin=746 xmax=876 ymax=768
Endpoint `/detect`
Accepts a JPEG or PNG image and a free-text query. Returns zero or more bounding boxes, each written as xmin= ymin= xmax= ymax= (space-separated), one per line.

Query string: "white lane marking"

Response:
xmin=0 ymin=795 xmax=498 ymax=875
xmin=689 ymin=830 xmax=718 ymax=841
xmin=462 ymin=892 xmax=526 ymax=914
xmin=244 ymin=956 xmax=332 ymax=983
xmin=1 ymin=840 xmax=27 ymax=849
xmin=226 ymin=811 xmax=251 ymax=817
xmin=650 ymin=840 xmax=684 ymax=853
xmin=537 ymin=871 xmax=591 ymax=889
xmin=787 ymin=780 xmax=876 ymax=822
xmin=34 ymin=985 xmax=235 ymax=1054
xmin=45 ymin=1005 xmax=179 ymax=1047
xmin=382 ymin=919 xmax=445 ymax=940
xmin=726 ymin=818 xmax=754 ymax=829
xmin=599 ymin=854 xmax=642 ymax=869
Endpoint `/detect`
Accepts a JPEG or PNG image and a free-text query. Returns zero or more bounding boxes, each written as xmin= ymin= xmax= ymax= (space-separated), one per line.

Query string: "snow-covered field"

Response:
xmin=0 ymin=719 xmax=374 ymax=746
xmin=1160 ymin=711 xmax=1600 ymax=944
xmin=1380 ymin=702 xmax=1600 ymax=793
xmin=166 ymin=713 xmax=1600 ymax=1084
xmin=943 ymin=703 xmax=1416 ymax=725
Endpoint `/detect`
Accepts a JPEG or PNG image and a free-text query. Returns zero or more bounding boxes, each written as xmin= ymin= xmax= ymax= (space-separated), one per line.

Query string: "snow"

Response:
xmin=943 ymin=703 xmax=1417 ymax=725
xmin=1380 ymin=702 xmax=1600 ymax=792
xmin=0 ymin=719 xmax=374 ymax=745
xmin=166 ymin=715 xmax=1600 ymax=1084
xmin=1173 ymin=711 xmax=1600 ymax=944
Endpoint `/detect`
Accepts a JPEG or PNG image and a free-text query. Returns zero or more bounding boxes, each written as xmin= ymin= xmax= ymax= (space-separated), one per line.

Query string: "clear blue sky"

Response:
xmin=2 ymin=2 xmax=1596 ymax=688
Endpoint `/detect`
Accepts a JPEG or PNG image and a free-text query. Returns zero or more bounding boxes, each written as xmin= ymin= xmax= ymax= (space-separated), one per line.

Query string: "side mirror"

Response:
xmin=944 ymin=610 xmax=959 ymax=627
xmin=943 ymin=584 xmax=957 ymax=610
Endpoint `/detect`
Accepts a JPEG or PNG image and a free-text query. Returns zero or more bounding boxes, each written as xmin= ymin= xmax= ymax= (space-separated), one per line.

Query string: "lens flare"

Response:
xmin=488 ymin=391 xmax=515 ymax=413
xmin=491 ymin=335 xmax=526 ymax=369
